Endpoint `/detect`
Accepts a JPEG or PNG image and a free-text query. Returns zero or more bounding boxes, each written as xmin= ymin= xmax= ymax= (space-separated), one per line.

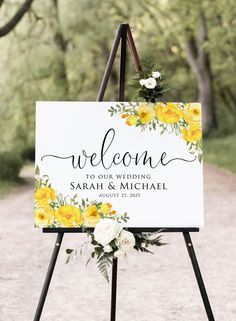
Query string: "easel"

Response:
xmin=33 ymin=23 xmax=215 ymax=321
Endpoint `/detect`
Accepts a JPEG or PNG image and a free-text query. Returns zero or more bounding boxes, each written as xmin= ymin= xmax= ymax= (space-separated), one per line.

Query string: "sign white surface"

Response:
xmin=35 ymin=101 xmax=204 ymax=228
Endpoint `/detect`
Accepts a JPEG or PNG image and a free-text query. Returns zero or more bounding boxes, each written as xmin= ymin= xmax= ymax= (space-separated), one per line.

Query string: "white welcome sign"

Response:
xmin=35 ymin=101 xmax=203 ymax=228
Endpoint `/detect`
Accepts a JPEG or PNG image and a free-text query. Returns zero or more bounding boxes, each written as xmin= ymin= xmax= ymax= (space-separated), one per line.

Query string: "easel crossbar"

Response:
xmin=43 ymin=227 xmax=200 ymax=233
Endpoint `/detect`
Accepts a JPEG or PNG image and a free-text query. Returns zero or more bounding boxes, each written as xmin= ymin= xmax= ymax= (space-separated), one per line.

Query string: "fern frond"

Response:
xmin=97 ymin=254 xmax=113 ymax=283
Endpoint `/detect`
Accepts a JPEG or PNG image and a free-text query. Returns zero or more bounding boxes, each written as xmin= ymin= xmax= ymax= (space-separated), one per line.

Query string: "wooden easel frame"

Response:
xmin=33 ymin=23 xmax=215 ymax=321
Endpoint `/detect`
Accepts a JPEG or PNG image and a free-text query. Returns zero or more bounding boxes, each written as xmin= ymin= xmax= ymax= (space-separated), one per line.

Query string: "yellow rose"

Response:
xmin=182 ymin=125 xmax=202 ymax=143
xmin=100 ymin=203 xmax=112 ymax=214
xmin=138 ymin=104 xmax=155 ymax=124
xmin=154 ymin=102 xmax=165 ymax=121
xmin=184 ymin=103 xmax=201 ymax=125
xmin=126 ymin=115 xmax=138 ymax=126
xmin=155 ymin=103 xmax=183 ymax=124
xmin=34 ymin=207 xmax=54 ymax=228
xmin=55 ymin=205 xmax=82 ymax=227
xmin=83 ymin=205 xmax=100 ymax=227
xmin=35 ymin=187 xmax=56 ymax=205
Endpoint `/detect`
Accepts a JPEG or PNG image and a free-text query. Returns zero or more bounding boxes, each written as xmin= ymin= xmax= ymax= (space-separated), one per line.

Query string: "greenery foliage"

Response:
xmin=0 ymin=180 xmax=19 ymax=197
xmin=66 ymin=229 xmax=165 ymax=282
xmin=21 ymin=146 xmax=35 ymax=162
xmin=204 ymin=133 xmax=236 ymax=174
xmin=131 ymin=61 xmax=167 ymax=102
xmin=0 ymin=0 xmax=236 ymax=172
xmin=0 ymin=152 xmax=23 ymax=181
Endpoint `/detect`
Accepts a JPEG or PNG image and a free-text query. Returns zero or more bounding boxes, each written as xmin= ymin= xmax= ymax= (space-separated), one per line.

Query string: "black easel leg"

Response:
xmin=97 ymin=25 xmax=122 ymax=101
xmin=118 ymin=23 xmax=127 ymax=101
xmin=110 ymin=258 xmax=118 ymax=321
xmin=109 ymin=24 xmax=127 ymax=321
xmin=183 ymin=232 xmax=215 ymax=321
xmin=33 ymin=232 xmax=64 ymax=321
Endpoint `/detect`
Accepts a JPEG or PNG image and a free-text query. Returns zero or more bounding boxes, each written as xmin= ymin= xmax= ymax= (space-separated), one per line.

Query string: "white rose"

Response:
xmin=116 ymin=230 xmax=135 ymax=253
xmin=144 ymin=77 xmax=157 ymax=89
xmin=152 ymin=71 xmax=161 ymax=79
xmin=114 ymin=250 xmax=125 ymax=258
xmin=104 ymin=245 xmax=113 ymax=253
xmin=139 ymin=79 xmax=146 ymax=86
xmin=94 ymin=219 xmax=122 ymax=246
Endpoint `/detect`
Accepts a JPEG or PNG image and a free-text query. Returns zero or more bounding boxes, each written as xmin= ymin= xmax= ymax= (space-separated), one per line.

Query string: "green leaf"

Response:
xmin=198 ymin=153 xmax=203 ymax=163
xmin=96 ymin=202 xmax=102 ymax=209
xmin=35 ymin=165 xmax=40 ymax=176
xmin=97 ymin=254 xmax=113 ymax=283
xmin=86 ymin=257 xmax=92 ymax=267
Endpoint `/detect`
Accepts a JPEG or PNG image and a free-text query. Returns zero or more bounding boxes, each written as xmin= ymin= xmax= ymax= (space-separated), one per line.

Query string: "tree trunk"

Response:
xmin=50 ymin=0 xmax=69 ymax=99
xmin=196 ymin=63 xmax=216 ymax=132
xmin=185 ymin=13 xmax=217 ymax=133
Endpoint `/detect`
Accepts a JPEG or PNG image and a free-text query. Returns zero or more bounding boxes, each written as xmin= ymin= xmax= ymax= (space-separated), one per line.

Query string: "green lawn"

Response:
xmin=204 ymin=133 xmax=236 ymax=173
xmin=0 ymin=163 xmax=34 ymax=198
xmin=0 ymin=180 xmax=19 ymax=198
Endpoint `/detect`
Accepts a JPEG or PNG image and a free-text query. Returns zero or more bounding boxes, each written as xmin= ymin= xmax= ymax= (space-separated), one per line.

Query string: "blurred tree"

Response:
xmin=0 ymin=0 xmax=35 ymax=37
xmin=0 ymin=0 xmax=236 ymax=154
xmin=50 ymin=0 xmax=68 ymax=99
xmin=136 ymin=0 xmax=219 ymax=133
xmin=185 ymin=12 xmax=217 ymax=133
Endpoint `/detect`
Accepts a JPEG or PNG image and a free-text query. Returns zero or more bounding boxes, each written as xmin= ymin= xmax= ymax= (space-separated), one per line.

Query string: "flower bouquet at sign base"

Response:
xmin=66 ymin=217 xmax=165 ymax=283
xmin=34 ymin=168 xmax=165 ymax=283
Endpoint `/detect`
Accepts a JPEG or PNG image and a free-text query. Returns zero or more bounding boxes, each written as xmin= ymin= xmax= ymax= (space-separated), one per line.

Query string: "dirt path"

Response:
xmin=0 ymin=165 xmax=236 ymax=321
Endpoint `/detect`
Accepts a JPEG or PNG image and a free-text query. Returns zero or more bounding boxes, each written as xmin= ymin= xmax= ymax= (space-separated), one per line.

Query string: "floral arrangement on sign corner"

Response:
xmin=34 ymin=166 xmax=165 ymax=282
xmin=108 ymin=62 xmax=203 ymax=162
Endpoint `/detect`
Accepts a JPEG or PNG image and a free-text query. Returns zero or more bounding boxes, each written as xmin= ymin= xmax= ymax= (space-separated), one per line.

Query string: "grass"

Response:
xmin=0 ymin=163 xmax=33 ymax=198
xmin=0 ymin=180 xmax=20 ymax=198
xmin=204 ymin=133 xmax=236 ymax=173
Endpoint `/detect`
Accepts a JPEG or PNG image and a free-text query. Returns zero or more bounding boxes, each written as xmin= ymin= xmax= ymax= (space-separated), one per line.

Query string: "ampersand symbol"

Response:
xmin=108 ymin=182 xmax=115 ymax=190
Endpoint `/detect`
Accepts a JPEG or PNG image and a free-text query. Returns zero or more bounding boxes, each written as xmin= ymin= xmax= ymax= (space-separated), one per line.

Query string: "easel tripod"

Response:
xmin=33 ymin=23 xmax=215 ymax=321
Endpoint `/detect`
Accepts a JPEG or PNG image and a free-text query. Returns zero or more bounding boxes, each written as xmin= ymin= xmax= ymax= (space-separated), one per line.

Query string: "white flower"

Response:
xmin=139 ymin=79 xmax=146 ymax=86
xmin=144 ymin=77 xmax=157 ymax=89
xmin=116 ymin=230 xmax=135 ymax=253
xmin=152 ymin=71 xmax=161 ymax=79
xmin=104 ymin=245 xmax=113 ymax=253
xmin=114 ymin=250 xmax=125 ymax=258
xmin=94 ymin=219 xmax=122 ymax=246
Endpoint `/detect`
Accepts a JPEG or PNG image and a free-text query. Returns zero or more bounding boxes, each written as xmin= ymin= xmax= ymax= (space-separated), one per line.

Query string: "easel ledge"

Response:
xmin=43 ymin=227 xmax=200 ymax=233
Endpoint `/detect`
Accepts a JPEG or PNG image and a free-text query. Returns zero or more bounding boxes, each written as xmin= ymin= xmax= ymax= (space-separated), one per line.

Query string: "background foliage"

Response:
xmin=0 ymin=0 xmax=236 ymax=182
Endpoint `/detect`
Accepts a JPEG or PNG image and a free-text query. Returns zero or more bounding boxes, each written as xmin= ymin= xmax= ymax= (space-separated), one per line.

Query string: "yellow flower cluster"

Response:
xmin=35 ymin=187 xmax=56 ymax=227
xmin=35 ymin=186 xmax=56 ymax=205
xmin=182 ymin=126 xmax=202 ymax=143
xmin=121 ymin=102 xmax=202 ymax=143
xmin=181 ymin=103 xmax=202 ymax=142
xmin=34 ymin=187 xmax=116 ymax=228
xmin=155 ymin=103 xmax=183 ymax=124
xmin=34 ymin=207 xmax=54 ymax=228
xmin=55 ymin=205 xmax=82 ymax=227
xmin=138 ymin=104 xmax=155 ymax=124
